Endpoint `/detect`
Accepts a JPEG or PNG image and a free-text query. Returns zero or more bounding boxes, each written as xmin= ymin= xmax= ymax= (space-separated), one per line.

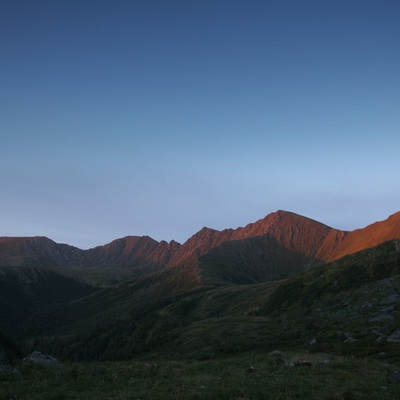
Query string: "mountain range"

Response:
xmin=1 ymin=209 xmax=400 ymax=361
xmin=1 ymin=210 xmax=399 ymax=277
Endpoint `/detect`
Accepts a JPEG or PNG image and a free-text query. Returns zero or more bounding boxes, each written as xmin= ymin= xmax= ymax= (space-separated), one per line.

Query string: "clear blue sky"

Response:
xmin=1 ymin=0 xmax=399 ymax=248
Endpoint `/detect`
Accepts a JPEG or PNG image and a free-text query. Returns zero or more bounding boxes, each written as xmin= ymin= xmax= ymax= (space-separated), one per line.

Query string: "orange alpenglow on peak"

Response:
xmin=326 ymin=211 xmax=400 ymax=261
xmin=0 ymin=210 xmax=399 ymax=275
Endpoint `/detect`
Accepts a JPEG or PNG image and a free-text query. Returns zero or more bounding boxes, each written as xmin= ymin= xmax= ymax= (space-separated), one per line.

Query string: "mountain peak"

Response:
xmin=196 ymin=226 xmax=219 ymax=235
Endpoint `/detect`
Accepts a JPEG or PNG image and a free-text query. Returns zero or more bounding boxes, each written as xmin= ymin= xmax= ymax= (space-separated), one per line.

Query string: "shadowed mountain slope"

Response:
xmin=0 ymin=265 xmax=97 ymax=324
xmin=198 ymin=235 xmax=314 ymax=285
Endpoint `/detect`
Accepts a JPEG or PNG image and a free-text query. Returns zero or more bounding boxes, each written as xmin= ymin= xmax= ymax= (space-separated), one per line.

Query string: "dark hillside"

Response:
xmin=262 ymin=240 xmax=400 ymax=314
xmin=0 ymin=266 xmax=98 ymax=337
xmin=31 ymin=240 xmax=400 ymax=361
xmin=198 ymin=234 xmax=314 ymax=285
xmin=16 ymin=263 xmax=202 ymax=349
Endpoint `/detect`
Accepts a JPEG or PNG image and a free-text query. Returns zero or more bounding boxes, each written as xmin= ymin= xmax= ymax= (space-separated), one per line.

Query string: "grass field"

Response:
xmin=1 ymin=351 xmax=400 ymax=400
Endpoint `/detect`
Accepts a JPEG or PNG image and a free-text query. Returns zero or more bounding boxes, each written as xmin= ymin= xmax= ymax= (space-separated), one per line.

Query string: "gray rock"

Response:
xmin=376 ymin=334 xmax=387 ymax=343
xmin=387 ymin=329 xmax=400 ymax=343
xmin=308 ymin=338 xmax=317 ymax=346
xmin=380 ymin=305 xmax=395 ymax=313
xmin=275 ymin=358 xmax=286 ymax=368
xmin=388 ymin=373 xmax=400 ymax=383
xmin=360 ymin=302 xmax=373 ymax=309
xmin=379 ymin=295 xmax=400 ymax=306
xmin=23 ymin=351 xmax=63 ymax=368
xmin=368 ymin=314 xmax=395 ymax=324
xmin=268 ymin=350 xmax=284 ymax=358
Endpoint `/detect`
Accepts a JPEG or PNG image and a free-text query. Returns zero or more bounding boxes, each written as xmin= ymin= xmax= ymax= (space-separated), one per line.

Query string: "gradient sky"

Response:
xmin=1 ymin=0 xmax=399 ymax=249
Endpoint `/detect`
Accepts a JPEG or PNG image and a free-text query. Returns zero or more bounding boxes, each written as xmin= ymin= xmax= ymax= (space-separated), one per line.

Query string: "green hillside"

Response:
xmin=12 ymin=240 xmax=398 ymax=365
xmin=2 ymin=241 xmax=400 ymax=399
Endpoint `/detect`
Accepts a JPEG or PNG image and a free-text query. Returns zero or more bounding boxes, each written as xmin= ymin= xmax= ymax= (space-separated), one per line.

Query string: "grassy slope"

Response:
xmin=2 ymin=241 xmax=400 ymax=398
xmin=133 ymin=240 xmax=400 ymax=361
xmin=256 ymin=240 xmax=400 ymax=357
xmin=21 ymin=240 xmax=400 ymax=365
xmin=21 ymin=264 xmax=203 ymax=359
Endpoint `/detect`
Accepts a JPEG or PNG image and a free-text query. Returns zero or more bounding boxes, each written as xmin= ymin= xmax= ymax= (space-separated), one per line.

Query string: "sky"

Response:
xmin=1 ymin=0 xmax=399 ymax=249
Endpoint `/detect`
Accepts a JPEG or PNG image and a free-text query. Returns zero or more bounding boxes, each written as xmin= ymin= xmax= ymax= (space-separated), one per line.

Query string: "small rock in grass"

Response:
xmin=268 ymin=350 xmax=283 ymax=358
xmin=23 ymin=351 xmax=63 ymax=368
xmin=387 ymin=329 xmax=400 ymax=343
xmin=388 ymin=373 xmax=400 ymax=384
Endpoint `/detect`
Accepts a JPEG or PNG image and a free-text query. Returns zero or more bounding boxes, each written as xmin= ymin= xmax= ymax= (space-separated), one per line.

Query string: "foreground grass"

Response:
xmin=1 ymin=351 xmax=399 ymax=400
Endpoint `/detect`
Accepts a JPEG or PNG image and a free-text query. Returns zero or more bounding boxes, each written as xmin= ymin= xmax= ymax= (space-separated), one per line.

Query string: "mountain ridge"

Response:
xmin=327 ymin=211 xmax=400 ymax=261
xmin=1 ymin=210 xmax=399 ymax=281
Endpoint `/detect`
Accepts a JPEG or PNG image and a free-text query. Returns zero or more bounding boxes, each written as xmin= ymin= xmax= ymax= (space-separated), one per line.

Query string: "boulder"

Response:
xmin=387 ymin=329 xmax=400 ymax=343
xmin=23 ymin=351 xmax=63 ymax=368
xmin=368 ymin=314 xmax=395 ymax=324
xmin=379 ymin=294 xmax=400 ymax=306
xmin=388 ymin=373 xmax=400 ymax=384
xmin=267 ymin=350 xmax=284 ymax=358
